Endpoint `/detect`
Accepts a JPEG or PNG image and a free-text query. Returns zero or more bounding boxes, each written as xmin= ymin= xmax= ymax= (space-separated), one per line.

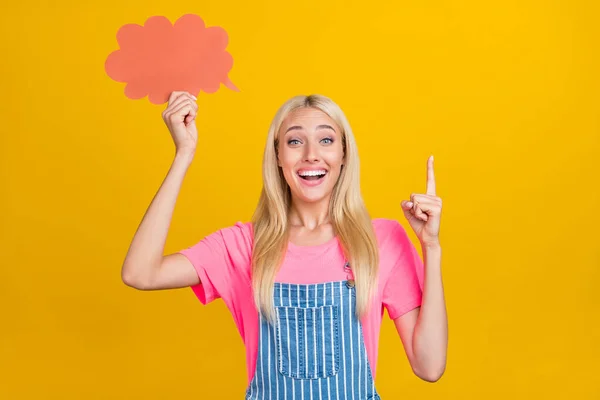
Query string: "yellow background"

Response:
xmin=1 ymin=0 xmax=598 ymax=398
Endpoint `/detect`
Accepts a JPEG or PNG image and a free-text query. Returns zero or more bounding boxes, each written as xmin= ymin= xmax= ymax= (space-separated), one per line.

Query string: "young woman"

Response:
xmin=121 ymin=91 xmax=448 ymax=399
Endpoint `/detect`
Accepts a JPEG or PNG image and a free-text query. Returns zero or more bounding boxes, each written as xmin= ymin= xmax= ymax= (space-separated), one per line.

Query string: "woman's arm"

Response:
xmin=394 ymin=243 xmax=447 ymax=382
xmin=121 ymin=152 xmax=200 ymax=290
xmin=121 ymin=91 xmax=201 ymax=290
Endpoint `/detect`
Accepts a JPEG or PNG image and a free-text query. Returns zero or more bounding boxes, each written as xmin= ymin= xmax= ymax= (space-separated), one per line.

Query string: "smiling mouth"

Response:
xmin=297 ymin=171 xmax=328 ymax=181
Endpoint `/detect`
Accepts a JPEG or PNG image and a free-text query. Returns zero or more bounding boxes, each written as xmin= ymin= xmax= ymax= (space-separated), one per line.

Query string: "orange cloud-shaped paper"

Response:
xmin=105 ymin=14 xmax=239 ymax=104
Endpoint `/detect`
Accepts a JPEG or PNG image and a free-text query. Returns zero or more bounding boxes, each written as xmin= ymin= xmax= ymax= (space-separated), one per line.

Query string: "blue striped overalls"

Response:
xmin=245 ymin=262 xmax=381 ymax=399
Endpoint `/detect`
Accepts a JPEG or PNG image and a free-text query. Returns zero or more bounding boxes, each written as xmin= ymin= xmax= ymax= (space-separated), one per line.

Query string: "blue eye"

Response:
xmin=287 ymin=138 xmax=333 ymax=145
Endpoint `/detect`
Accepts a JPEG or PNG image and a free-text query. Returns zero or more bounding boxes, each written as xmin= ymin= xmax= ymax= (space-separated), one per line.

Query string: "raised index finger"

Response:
xmin=426 ymin=155 xmax=436 ymax=195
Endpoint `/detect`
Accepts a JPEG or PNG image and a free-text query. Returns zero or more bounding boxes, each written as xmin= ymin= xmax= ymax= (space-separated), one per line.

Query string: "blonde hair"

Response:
xmin=251 ymin=94 xmax=379 ymax=324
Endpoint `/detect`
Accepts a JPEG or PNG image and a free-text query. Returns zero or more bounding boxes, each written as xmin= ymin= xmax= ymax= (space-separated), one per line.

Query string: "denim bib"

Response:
xmin=245 ymin=263 xmax=381 ymax=399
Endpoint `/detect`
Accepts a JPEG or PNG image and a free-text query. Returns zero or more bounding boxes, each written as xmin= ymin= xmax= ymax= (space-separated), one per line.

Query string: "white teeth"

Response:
xmin=298 ymin=170 xmax=327 ymax=177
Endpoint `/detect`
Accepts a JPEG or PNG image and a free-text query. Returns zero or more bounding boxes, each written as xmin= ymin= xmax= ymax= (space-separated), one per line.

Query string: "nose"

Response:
xmin=303 ymin=140 xmax=320 ymax=162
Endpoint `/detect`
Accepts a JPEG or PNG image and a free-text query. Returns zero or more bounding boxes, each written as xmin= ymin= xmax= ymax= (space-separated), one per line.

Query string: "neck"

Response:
xmin=288 ymin=196 xmax=331 ymax=230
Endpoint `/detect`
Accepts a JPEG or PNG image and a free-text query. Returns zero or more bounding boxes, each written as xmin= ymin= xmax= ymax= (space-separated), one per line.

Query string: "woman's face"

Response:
xmin=277 ymin=107 xmax=345 ymax=204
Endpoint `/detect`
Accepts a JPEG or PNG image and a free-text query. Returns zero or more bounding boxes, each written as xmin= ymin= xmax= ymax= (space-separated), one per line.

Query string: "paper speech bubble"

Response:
xmin=105 ymin=14 xmax=239 ymax=104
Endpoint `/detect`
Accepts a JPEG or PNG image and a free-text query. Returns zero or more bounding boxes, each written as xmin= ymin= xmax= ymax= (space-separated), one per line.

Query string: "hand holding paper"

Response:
xmin=162 ymin=91 xmax=199 ymax=156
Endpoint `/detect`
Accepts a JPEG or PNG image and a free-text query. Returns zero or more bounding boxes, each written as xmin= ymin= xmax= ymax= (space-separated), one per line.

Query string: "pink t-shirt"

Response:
xmin=179 ymin=218 xmax=424 ymax=384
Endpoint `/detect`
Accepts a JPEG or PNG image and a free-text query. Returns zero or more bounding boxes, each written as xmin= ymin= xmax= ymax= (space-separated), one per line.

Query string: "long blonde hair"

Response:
xmin=251 ymin=94 xmax=379 ymax=324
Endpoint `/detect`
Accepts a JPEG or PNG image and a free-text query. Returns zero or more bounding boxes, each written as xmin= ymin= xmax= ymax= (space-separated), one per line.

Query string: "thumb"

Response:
xmin=401 ymin=200 xmax=413 ymax=210
xmin=184 ymin=113 xmax=196 ymax=125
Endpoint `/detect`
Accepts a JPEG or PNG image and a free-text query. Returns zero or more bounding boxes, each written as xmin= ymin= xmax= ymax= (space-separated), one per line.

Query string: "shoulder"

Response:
xmin=371 ymin=217 xmax=418 ymax=264
xmin=371 ymin=217 xmax=402 ymax=232
xmin=218 ymin=221 xmax=254 ymax=249
xmin=371 ymin=217 xmax=408 ymax=246
xmin=229 ymin=221 xmax=254 ymax=237
xmin=372 ymin=218 xmax=424 ymax=296
xmin=183 ymin=221 xmax=253 ymax=257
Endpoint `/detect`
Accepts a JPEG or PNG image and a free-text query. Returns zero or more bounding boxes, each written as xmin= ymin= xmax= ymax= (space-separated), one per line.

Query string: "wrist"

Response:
xmin=175 ymin=149 xmax=195 ymax=164
xmin=421 ymin=240 xmax=441 ymax=250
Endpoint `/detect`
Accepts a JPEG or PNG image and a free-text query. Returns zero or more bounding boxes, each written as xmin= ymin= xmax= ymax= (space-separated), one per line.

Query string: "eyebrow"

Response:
xmin=284 ymin=124 xmax=336 ymax=134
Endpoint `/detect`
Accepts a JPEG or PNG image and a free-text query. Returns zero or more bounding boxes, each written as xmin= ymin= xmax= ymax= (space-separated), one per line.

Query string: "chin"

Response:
xmin=293 ymin=187 xmax=333 ymax=203
xmin=298 ymin=195 xmax=328 ymax=203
